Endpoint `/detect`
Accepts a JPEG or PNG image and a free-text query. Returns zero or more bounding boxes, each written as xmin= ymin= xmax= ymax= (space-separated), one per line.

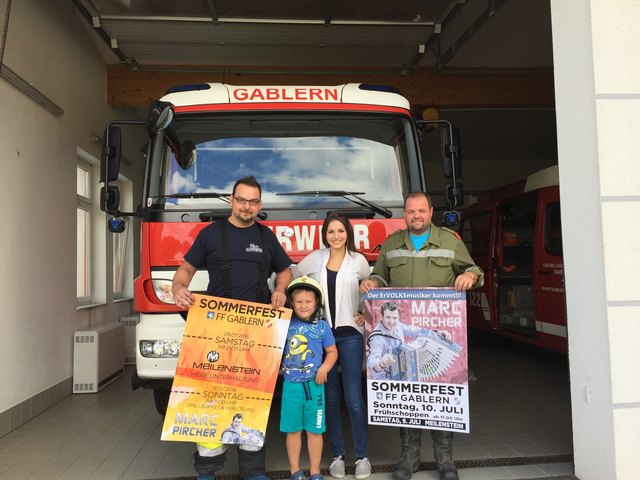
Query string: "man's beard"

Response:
xmin=233 ymin=210 xmax=255 ymax=225
xmin=409 ymin=221 xmax=429 ymax=234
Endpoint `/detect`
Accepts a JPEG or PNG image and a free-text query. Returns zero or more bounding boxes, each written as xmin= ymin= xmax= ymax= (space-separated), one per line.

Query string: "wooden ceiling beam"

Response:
xmin=107 ymin=64 xmax=554 ymax=109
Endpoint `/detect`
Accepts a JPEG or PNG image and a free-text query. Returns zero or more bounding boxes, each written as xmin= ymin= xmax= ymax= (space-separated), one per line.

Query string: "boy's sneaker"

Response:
xmin=329 ymin=455 xmax=345 ymax=479
xmin=355 ymin=457 xmax=372 ymax=480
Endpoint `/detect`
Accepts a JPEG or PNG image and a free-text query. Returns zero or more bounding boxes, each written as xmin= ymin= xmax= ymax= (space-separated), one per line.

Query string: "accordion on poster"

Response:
xmin=384 ymin=329 xmax=463 ymax=382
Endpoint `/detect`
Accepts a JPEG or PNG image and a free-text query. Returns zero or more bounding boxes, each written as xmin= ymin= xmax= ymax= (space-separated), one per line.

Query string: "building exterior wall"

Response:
xmin=0 ymin=0 xmax=142 ymax=432
xmin=551 ymin=0 xmax=640 ymax=478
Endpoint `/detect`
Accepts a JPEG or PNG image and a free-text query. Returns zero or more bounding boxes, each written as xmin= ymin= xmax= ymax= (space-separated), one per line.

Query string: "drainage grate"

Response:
xmin=152 ymin=454 xmax=574 ymax=480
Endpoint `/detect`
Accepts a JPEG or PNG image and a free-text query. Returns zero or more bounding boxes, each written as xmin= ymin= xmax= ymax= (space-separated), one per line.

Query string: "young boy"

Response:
xmin=281 ymin=276 xmax=338 ymax=480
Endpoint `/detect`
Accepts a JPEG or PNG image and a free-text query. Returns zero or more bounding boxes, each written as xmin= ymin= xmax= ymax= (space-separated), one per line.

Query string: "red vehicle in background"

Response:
xmin=460 ymin=166 xmax=566 ymax=353
xmin=100 ymin=83 xmax=462 ymax=413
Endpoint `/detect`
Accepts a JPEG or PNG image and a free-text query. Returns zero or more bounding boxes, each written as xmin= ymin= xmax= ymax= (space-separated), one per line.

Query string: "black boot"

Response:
xmin=193 ymin=449 xmax=227 ymax=480
xmin=391 ymin=428 xmax=422 ymax=480
xmin=431 ymin=430 xmax=458 ymax=480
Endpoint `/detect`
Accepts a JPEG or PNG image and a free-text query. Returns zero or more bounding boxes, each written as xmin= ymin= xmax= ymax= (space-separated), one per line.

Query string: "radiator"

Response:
xmin=73 ymin=323 xmax=125 ymax=393
xmin=121 ymin=315 xmax=139 ymax=365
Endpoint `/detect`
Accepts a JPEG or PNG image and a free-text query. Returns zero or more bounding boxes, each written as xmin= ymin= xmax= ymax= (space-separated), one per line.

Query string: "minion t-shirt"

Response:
xmin=282 ymin=317 xmax=335 ymax=382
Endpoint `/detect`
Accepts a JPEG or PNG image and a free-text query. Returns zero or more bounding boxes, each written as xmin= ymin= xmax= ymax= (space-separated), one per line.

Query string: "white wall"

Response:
xmin=0 ymin=0 xmax=143 ymax=416
xmin=550 ymin=0 xmax=640 ymax=478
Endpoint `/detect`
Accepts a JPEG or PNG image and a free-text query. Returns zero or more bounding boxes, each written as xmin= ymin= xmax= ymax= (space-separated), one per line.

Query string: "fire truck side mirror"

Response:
xmin=444 ymin=182 xmax=464 ymax=208
xmin=177 ymin=140 xmax=197 ymax=170
xmin=147 ymin=101 xmax=174 ymax=133
xmin=100 ymin=185 xmax=120 ymax=215
xmin=101 ymin=125 xmax=122 ymax=184
xmin=441 ymin=125 xmax=462 ymax=179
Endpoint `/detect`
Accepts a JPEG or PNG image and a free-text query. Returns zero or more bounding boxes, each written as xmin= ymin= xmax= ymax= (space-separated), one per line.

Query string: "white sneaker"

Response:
xmin=329 ymin=455 xmax=345 ymax=479
xmin=355 ymin=457 xmax=372 ymax=480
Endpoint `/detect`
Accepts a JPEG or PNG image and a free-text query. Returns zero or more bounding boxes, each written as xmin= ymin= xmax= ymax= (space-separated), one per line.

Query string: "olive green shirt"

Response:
xmin=370 ymin=224 xmax=484 ymax=289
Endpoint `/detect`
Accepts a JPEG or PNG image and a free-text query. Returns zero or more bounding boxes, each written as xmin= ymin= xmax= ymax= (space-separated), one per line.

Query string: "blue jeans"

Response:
xmin=326 ymin=333 xmax=368 ymax=458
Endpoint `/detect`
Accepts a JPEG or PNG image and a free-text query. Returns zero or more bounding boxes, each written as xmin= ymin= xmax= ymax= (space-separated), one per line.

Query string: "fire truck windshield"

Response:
xmin=146 ymin=113 xmax=417 ymax=212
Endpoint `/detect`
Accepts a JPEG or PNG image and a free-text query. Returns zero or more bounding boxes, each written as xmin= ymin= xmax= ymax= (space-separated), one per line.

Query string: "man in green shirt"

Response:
xmin=361 ymin=192 xmax=483 ymax=480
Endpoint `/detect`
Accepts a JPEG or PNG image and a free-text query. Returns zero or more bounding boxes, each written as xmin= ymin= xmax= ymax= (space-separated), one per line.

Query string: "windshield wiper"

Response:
xmin=151 ymin=192 xmax=230 ymax=202
xmin=277 ymin=190 xmax=393 ymax=218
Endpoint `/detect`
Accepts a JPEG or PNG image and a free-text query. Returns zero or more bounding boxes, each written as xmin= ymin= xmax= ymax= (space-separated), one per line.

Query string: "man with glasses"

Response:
xmin=172 ymin=175 xmax=292 ymax=480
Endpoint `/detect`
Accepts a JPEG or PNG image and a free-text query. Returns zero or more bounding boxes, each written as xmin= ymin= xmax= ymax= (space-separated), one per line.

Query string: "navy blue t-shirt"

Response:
xmin=184 ymin=219 xmax=292 ymax=304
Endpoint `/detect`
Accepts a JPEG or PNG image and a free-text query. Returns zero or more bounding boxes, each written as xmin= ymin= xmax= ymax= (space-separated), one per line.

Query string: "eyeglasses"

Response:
xmin=233 ymin=196 xmax=261 ymax=207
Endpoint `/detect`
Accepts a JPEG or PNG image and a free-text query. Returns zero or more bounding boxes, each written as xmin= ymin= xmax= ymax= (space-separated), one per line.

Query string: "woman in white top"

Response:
xmin=293 ymin=212 xmax=372 ymax=479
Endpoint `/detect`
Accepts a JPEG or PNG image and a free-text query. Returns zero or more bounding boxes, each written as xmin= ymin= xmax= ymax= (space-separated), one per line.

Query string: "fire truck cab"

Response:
xmin=100 ymin=83 xmax=462 ymax=414
xmin=460 ymin=166 xmax=566 ymax=353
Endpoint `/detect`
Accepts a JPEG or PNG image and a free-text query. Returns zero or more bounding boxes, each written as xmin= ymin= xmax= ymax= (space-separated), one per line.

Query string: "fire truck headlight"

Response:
xmin=140 ymin=340 xmax=182 ymax=358
xmin=152 ymin=279 xmax=175 ymax=304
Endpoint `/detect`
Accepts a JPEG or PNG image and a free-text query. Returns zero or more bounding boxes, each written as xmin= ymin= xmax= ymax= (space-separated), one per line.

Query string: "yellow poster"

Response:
xmin=161 ymin=294 xmax=291 ymax=445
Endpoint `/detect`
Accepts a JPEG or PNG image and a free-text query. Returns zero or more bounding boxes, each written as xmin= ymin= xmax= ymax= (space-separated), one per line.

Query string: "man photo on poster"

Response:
xmin=221 ymin=413 xmax=265 ymax=446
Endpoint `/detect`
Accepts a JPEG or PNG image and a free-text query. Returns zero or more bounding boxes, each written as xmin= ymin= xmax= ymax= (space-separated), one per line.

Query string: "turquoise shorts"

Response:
xmin=280 ymin=380 xmax=325 ymax=434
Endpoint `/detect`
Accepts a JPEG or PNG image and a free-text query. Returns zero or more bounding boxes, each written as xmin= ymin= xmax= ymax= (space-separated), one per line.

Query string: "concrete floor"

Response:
xmin=0 ymin=339 xmax=575 ymax=480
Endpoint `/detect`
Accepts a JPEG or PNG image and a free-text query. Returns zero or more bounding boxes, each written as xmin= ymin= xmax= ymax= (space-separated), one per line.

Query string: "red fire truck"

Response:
xmin=100 ymin=83 xmax=461 ymax=413
xmin=460 ymin=166 xmax=566 ymax=353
